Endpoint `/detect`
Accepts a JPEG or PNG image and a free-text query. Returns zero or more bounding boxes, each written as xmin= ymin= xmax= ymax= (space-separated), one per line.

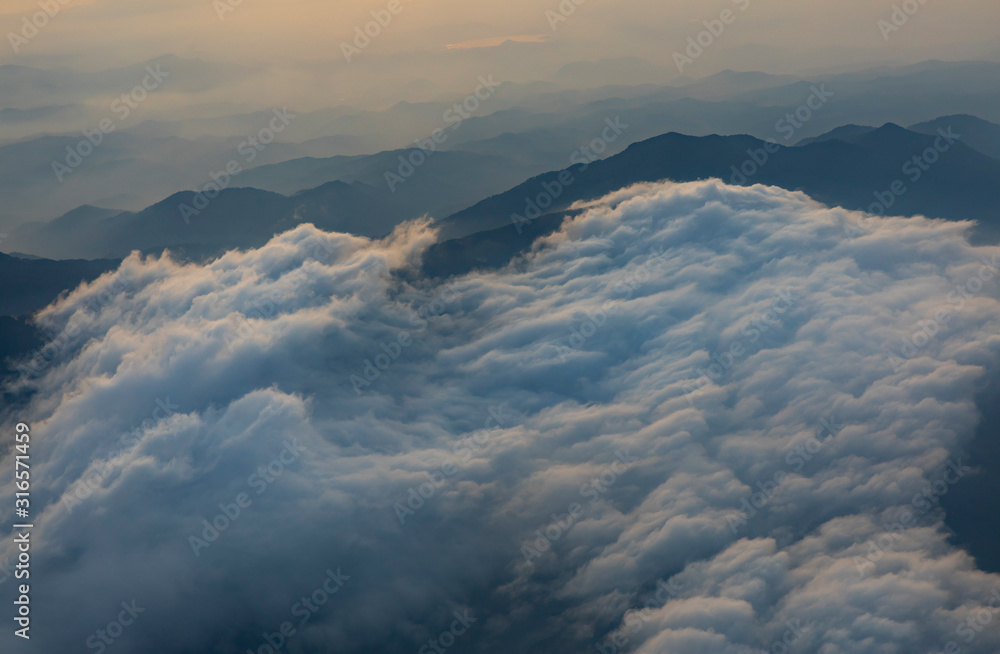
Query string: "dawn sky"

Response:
xmin=3 ymin=0 xmax=998 ymax=102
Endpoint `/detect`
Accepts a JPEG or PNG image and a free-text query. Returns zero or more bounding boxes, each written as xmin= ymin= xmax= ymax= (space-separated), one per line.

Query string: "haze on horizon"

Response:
xmin=1 ymin=0 xmax=999 ymax=111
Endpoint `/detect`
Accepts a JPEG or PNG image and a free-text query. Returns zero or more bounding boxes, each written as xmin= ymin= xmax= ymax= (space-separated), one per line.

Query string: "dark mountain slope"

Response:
xmin=6 ymin=181 xmax=410 ymax=260
xmin=439 ymin=125 xmax=1000 ymax=243
xmin=0 ymin=251 xmax=119 ymax=317
xmin=909 ymin=114 xmax=1000 ymax=160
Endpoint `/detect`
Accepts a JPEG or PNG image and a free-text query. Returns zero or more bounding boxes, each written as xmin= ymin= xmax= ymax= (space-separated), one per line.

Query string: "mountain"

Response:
xmin=672 ymin=69 xmax=800 ymax=101
xmin=0 ymin=130 xmax=315 ymax=227
xmin=552 ymin=58 xmax=671 ymax=88
xmin=796 ymin=124 xmax=875 ymax=146
xmin=5 ymin=140 xmax=555 ymax=260
xmin=909 ymin=114 xmax=1000 ymax=160
xmin=5 ymin=178 xmax=419 ymax=260
xmin=438 ymin=124 xmax=1000 ymax=246
xmin=727 ymin=60 xmax=1000 ymax=125
xmin=444 ymin=127 xmax=592 ymax=167
xmin=15 ymin=119 xmax=1000 ymax=263
xmin=421 ymin=211 xmax=569 ymax=279
xmin=0 ymin=55 xmax=256 ymax=112
xmin=0 ymin=251 xmax=119 ymax=317
xmin=0 ymin=315 xmax=42 ymax=383
xmin=0 ymin=249 xmax=119 ymax=387
xmin=237 ymin=148 xmax=531 ymax=217
xmin=6 ymin=59 xmax=1000 ymax=233
xmin=802 ymin=115 xmax=1000 ymax=161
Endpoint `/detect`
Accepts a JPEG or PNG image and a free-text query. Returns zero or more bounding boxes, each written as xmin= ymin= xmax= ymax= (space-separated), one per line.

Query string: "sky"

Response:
xmin=2 ymin=0 xmax=999 ymax=107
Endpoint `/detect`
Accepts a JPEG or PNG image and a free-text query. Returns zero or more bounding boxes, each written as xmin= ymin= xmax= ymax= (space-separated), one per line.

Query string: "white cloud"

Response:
xmin=3 ymin=180 xmax=999 ymax=653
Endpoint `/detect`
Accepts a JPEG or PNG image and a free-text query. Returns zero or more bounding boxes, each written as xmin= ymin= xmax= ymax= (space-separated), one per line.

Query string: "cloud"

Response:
xmin=2 ymin=180 xmax=1000 ymax=653
xmin=445 ymin=35 xmax=551 ymax=50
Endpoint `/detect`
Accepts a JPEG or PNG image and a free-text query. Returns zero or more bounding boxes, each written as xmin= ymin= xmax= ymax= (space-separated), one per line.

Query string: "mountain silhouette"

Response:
xmin=439 ymin=124 xmax=1000 ymax=241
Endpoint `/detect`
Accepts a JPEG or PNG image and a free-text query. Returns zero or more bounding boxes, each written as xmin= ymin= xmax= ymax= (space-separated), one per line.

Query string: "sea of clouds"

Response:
xmin=2 ymin=179 xmax=1000 ymax=653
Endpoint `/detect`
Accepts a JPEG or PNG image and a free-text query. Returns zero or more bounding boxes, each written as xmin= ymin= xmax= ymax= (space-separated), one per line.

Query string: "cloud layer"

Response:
xmin=3 ymin=179 xmax=1000 ymax=653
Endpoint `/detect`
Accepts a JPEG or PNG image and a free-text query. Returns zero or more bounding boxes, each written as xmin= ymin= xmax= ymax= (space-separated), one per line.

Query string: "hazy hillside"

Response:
xmin=441 ymin=124 xmax=1000 ymax=242
xmin=910 ymin=114 xmax=1000 ymax=159
xmin=0 ymin=251 xmax=119 ymax=317
xmin=5 ymin=60 xmax=999 ymax=234
xmin=238 ymin=148 xmax=531 ymax=215
xmin=801 ymin=114 xmax=1000 ymax=162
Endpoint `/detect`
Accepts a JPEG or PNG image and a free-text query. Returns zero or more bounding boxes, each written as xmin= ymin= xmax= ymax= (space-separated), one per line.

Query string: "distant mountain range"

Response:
xmin=0 ymin=251 xmax=118 ymax=383
xmin=4 ymin=115 xmax=1000 ymax=383
xmin=4 ymin=145 xmax=537 ymax=260
xmin=6 ymin=116 xmax=1000 ymax=262
xmin=797 ymin=114 xmax=1000 ymax=160
xmin=0 ymin=251 xmax=118 ymax=317
xmin=0 ymin=55 xmax=255 ymax=110
xmin=4 ymin=60 xmax=1000 ymax=231
xmin=438 ymin=119 xmax=1000 ymax=239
